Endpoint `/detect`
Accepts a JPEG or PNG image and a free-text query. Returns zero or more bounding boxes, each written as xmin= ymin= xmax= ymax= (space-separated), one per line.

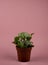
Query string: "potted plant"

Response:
xmin=13 ymin=32 xmax=34 ymax=62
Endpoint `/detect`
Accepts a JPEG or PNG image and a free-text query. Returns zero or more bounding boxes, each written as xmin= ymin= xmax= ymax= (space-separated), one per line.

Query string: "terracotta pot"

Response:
xmin=16 ymin=46 xmax=32 ymax=62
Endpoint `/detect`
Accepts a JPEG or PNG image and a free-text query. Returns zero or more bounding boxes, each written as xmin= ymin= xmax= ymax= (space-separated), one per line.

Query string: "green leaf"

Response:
xmin=18 ymin=32 xmax=25 ymax=39
xmin=18 ymin=32 xmax=32 ymax=40
xmin=14 ymin=36 xmax=19 ymax=44
xmin=17 ymin=41 xmax=24 ymax=48
xmin=24 ymin=41 xmax=32 ymax=47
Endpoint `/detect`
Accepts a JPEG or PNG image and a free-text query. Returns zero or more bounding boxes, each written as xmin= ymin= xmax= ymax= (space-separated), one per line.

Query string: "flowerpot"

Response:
xmin=16 ymin=46 xmax=32 ymax=62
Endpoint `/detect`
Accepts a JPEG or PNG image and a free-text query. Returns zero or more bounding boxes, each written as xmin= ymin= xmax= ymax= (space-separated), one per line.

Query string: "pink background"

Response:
xmin=0 ymin=0 xmax=48 ymax=65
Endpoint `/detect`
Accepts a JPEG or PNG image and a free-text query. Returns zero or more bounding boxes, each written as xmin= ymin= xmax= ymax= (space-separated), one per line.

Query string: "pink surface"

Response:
xmin=0 ymin=0 xmax=48 ymax=65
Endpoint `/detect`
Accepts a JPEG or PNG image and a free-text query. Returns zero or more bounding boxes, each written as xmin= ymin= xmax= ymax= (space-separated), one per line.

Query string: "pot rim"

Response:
xmin=16 ymin=46 xmax=34 ymax=49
